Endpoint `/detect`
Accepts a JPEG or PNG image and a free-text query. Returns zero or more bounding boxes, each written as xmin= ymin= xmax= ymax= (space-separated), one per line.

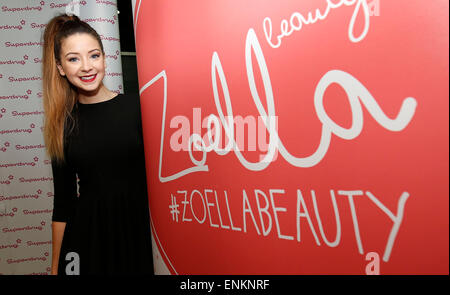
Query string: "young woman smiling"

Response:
xmin=42 ymin=14 xmax=153 ymax=275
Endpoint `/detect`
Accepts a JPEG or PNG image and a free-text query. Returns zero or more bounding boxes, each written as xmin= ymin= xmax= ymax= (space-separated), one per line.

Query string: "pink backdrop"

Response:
xmin=133 ymin=0 xmax=449 ymax=274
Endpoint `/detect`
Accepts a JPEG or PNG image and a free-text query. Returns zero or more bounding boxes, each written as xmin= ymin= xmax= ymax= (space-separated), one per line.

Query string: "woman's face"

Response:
xmin=56 ymin=33 xmax=106 ymax=95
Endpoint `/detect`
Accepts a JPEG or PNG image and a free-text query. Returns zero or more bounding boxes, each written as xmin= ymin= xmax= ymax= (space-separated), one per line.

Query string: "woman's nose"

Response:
xmin=80 ymin=57 xmax=93 ymax=72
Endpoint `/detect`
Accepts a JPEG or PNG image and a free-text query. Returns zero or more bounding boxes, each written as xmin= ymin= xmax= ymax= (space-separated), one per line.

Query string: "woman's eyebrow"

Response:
xmin=65 ymin=49 xmax=101 ymax=57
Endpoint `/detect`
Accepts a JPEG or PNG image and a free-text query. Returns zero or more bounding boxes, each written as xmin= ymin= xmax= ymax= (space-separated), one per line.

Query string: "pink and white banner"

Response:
xmin=133 ymin=0 xmax=449 ymax=274
xmin=0 ymin=0 xmax=123 ymax=275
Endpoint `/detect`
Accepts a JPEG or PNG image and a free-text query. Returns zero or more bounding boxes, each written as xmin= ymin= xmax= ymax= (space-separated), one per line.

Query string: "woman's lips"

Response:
xmin=80 ymin=74 xmax=97 ymax=83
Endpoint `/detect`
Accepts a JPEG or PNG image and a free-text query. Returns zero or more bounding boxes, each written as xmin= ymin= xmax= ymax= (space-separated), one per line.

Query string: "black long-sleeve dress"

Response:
xmin=51 ymin=93 xmax=153 ymax=275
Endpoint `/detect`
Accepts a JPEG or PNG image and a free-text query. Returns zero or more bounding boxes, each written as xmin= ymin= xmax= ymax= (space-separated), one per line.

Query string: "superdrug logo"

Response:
xmin=0 ymin=123 xmax=35 ymax=135
xmin=4 ymin=41 xmax=44 ymax=48
xmin=0 ymin=94 xmax=29 ymax=100
xmin=15 ymin=143 xmax=46 ymax=150
xmin=2 ymin=221 xmax=46 ymax=234
xmin=100 ymin=35 xmax=120 ymax=42
xmin=0 ymin=239 xmax=21 ymax=250
xmin=19 ymin=176 xmax=53 ymax=183
xmin=1 ymin=4 xmax=43 ymax=13
xmin=0 ymin=55 xmax=28 ymax=66
xmin=6 ymin=253 xmax=49 ymax=265
xmin=0 ymin=20 xmax=25 ymax=31
xmin=0 ymin=193 xmax=39 ymax=201
xmin=106 ymin=72 xmax=122 ymax=77
xmin=50 ymin=1 xmax=86 ymax=9
xmin=26 ymin=240 xmax=52 ymax=247
xmin=23 ymin=208 xmax=53 ymax=215
xmin=8 ymin=75 xmax=42 ymax=83
xmin=83 ymin=16 xmax=115 ymax=25
xmin=11 ymin=110 xmax=44 ymax=117
xmin=30 ymin=22 xmax=47 ymax=29
xmin=96 ymin=0 xmax=117 ymax=6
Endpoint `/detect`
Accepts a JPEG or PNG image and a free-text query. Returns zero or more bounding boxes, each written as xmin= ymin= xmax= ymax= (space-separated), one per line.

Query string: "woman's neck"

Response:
xmin=77 ymin=84 xmax=117 ymax=104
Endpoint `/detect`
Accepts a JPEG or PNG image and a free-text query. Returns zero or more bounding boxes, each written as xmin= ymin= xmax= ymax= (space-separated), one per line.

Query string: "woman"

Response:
xmin=42 ymin=13 xmax=153 ymax=275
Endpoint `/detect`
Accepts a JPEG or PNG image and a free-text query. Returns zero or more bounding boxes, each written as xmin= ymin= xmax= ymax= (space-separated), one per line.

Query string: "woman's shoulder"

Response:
xmin=117 ymin=92 xmax=140 ymax=106
xmin=116 ymin=92 xmax=142 ymax=116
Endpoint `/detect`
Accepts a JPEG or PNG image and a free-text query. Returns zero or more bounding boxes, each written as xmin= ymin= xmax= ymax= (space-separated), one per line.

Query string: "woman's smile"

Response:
xmin=80 ymin=74 xmax=97 ymax=83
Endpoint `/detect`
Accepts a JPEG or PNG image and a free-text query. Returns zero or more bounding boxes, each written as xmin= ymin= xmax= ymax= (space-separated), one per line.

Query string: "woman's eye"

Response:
xmin=91 ymin=54 xmax=100 ymax=59
xmin=68 ymin=57 xmax=78 ymax=62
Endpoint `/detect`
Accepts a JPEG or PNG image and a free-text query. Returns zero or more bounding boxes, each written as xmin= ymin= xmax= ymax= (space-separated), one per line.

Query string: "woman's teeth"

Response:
xmin=80 ymin=74 xmax=96 ymax=81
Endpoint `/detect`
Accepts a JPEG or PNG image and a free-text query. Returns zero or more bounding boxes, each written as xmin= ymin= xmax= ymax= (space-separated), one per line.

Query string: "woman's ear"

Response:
xmin=56 ymin=63 xmax=66 ymax=76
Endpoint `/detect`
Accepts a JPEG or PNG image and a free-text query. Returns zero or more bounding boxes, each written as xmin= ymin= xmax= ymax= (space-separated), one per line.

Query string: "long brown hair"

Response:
xmin=42 ymin=13 xmax=104 ymax=163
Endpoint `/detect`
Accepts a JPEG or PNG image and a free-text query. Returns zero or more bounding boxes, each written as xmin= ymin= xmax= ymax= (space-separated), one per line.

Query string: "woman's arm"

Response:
xmin=50 ymin=157 xmax=77 ymax=275
xmin=51 ymin=221 xmax=66 ymax=275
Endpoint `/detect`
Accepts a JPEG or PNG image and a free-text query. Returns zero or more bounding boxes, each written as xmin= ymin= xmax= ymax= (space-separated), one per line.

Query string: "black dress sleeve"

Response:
xmin=51 ymin=157 xmax=78 ymax=222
